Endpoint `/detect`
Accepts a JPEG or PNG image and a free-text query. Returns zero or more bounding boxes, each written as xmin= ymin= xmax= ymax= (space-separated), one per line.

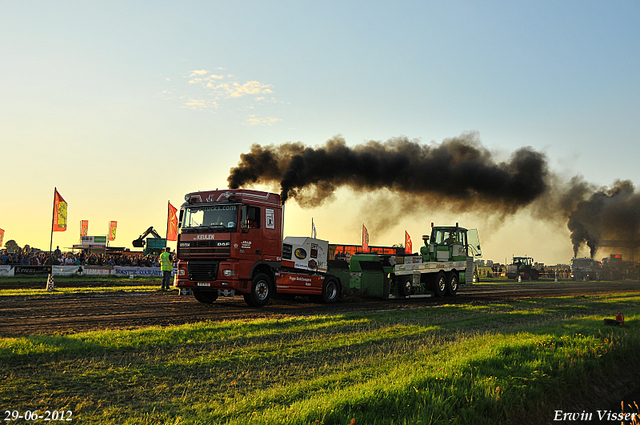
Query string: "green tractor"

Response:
xmin=506 ymin=256 xmax=539 ymax=280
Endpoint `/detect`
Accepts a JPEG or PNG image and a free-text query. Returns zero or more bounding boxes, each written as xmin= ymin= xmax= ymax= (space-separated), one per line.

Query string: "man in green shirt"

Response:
xmin=159 ymin=247 xmax=173 ymax=290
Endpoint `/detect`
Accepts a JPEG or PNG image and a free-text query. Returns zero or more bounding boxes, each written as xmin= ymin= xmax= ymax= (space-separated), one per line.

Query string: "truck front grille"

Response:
xmin=188 ymin=261 xmax=220 ymax=281
xmin=178 ymin=240 xmax=231 ymax=259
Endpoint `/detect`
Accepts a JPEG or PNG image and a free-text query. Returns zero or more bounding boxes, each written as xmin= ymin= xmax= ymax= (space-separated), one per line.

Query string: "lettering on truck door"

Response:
xmin=240 ymin=205 xmax=263 ymax=262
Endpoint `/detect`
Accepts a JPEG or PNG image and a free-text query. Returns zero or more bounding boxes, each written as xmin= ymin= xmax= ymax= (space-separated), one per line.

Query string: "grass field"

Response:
xmin=0 ymin=275 xmax=161 ymax=297
xmin=2 ymin=292 xmax=640 ymax=424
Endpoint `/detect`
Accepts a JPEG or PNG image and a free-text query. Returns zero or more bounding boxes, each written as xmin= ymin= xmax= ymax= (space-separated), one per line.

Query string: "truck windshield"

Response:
xmin=182 ymin=205 xmax=238 ymax=232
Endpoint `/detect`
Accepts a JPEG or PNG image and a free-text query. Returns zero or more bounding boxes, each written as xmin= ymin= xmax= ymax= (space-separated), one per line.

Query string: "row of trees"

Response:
xmin=2 ymin=240 xmax=39 ymax=253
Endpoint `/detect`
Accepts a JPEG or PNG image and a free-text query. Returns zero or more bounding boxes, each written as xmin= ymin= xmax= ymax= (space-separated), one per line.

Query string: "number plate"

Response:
xmin=196 ymin=282 xmax=211 ymax=287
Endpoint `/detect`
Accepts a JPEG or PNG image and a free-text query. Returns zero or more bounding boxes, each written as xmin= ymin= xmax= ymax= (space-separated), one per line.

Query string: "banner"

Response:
xmin=53 ymin=189 xmax=68 ymax=232
xmin=109 ymin=221 xmax=118 ymax=241
xmin=362 ymin=224 xmax=369 ymax=253
xmin=50 ymin=265 xmax=86 ymax=276
xmin=405 ymin=231 xmax=413 ymax=254
xmin=0 ymin=228 xmax=4 ymax=248
xmin=14 ymin=265 xmax=52 ymax=276
xmin=167 ymin=202 xmax=178 ymax=241
xmin=80 ymin=220 xmax=89 ymax=237
xmin=0 ymin=265 xmax=13 ymax=277
xmin=81 ymin=236 xmax=107 ymax=246
xmin=114 ymin=266 xmax=165 ymax=277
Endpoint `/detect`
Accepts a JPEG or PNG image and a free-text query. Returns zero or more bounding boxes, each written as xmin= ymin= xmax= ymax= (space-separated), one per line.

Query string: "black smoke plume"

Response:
xmin=228 ymin=134 xmax=549 ymax=211
xmin=567 ymin=180 xmax=640 ymax=258
xmin=227 ymin=134 xmax=640 ymax=258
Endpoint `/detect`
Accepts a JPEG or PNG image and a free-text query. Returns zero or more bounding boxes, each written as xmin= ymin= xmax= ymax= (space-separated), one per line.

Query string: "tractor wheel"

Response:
xmin=398 ymin=276 xmax=412 ymax=297
xmin=244 ymin=273 xmax=272 ymax=307
xmin=432 ymin=271 xmax=446 ymax=297
xmin=321 ymin=277 xmax=341 ymax=303
xmin=192 ymin=289 xmax=218 ymax=304
xmin=446 ymin=272 xmax=459 ymax=296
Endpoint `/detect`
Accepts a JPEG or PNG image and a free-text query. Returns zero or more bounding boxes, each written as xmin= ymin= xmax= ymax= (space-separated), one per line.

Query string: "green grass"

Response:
xmin=2 ymin=294 xmax=640 ymax=424
xmin=0 ymin=275 xmax=159 ymax=283
xmin=0 ymin=286 xmax=164 ymax=297
xmin=0 ymin=275 xmax=161 ymax=297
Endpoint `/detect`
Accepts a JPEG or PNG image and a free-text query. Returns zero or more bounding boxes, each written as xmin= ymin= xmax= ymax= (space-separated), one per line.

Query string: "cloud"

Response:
xmin=163 ymin=69 xmax=282 ymax=124
xmin=212 ymin=81 xmax=273 ymax=99
xmin=188 ymin=71 xmax=224 ymax=85
xmin=244 ymin=115 xmax=283 ymax=126
xmin=180 ymin=98 xmax=218 ymax=109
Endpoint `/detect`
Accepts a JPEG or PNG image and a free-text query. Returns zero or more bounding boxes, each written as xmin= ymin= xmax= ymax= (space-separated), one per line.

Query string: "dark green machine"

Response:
xmin=326 ymin=224 xmax=482 ymax=300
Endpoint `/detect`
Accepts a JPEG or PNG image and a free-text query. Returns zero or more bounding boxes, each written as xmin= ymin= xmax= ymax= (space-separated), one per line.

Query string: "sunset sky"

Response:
xmin=2 ymin=1 xmax=639 ymax=265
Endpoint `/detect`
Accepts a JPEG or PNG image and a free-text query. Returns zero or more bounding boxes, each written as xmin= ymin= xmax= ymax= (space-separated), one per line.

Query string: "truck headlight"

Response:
xmin=222 ymin=269 xmax=236 ymax=277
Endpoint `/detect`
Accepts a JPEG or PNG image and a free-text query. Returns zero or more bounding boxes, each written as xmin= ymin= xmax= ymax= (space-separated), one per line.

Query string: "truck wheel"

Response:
xmin=321 ymin=277 xmax=340 ymax=303
xmin=398 ymin=276 xmax=412 ymax=297
xmin=432 ymin=272 xmax=446 ymax=297
xmin=244 ymin=273 xmax=272 ymax=307
xmin=446 ymin=272 xmax=458 ymax=296
xmin=193 ymin=289 xmax=218 ymax=304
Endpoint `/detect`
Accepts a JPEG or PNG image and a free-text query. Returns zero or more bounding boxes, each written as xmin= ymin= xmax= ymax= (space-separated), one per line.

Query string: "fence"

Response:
xmin=0 ymin=265 xmax=170 ymax=277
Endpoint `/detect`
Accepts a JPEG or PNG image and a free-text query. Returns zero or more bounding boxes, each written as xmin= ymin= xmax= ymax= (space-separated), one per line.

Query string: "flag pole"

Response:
xmin=47 ymin=187 xmax=57 ymax=290
xmin=166 ymin=200 xmax=170 ymax=240
xmin=49 ymin=187 xmax=56 ymax=256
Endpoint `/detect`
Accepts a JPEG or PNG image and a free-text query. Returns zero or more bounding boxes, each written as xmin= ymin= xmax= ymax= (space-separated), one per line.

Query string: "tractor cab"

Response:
xmin=420 ymin=224 xmax=482 ymax=262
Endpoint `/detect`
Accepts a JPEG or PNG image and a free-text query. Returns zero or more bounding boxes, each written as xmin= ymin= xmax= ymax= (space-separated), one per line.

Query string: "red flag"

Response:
xmin=405 ymin=231 xmax=412 ymax=254
xmin=108 ymin=221 xmax=118 ymax=241
xmin=80 ymin=220 xmax=89 ymax=237
xmin=362 ymin=224 xmax=369 ymax=253
xmin=0 ymin=228 xmax=4 ymax=248
xmin=167 ymin=202 xmax=178 ymax=241
xmin=53 ymin=189 xmax=68 ymax=232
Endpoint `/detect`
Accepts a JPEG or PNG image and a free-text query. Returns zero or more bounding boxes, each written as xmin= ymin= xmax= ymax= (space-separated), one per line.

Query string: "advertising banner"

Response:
xmin=14 ymin=265 xmax=52 ymax=275
xmin=109 ymin=221 xmax=117 ymax=241
xmin=81 ymin=236 xmax=107 ymax=246
xmin=167 ymin=202 xmax=178 ymax=241
xmin=81 ymin=220 xmax=89 ymax=237
xmin=362 ymin=224 xmax=369 ymax=253
xmin=51 ymin=265 xmax=85 ymax=276
xmin=114 ymin=266 xmax=164 ymax=277
xmin=0 ymin=265 xmax=14 ymax=276
xmin=53 ymin=189 xmax=67 ymax=232
xmin=83 ymin=266 xmax=111 ymax=275
xmin=405 ymin=231 xmax=413 ymax=254
xmin=0 ymin=228 xmax=4 ymax=247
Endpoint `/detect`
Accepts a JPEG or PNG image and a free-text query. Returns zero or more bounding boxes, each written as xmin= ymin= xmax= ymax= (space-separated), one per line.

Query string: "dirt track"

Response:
xmin=1 ymin=279 xmax=640 ymax=338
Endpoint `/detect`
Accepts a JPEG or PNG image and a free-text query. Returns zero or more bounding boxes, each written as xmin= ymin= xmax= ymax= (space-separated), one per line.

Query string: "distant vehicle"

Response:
xmin=600 ymin=254 xmax=640 ymax=281
xmin=506 ymin=256 xmax=539 ymax=280
xmin=570 ymin=257 xmax=600 ymax=281
xmin=132 ymin=226 xmax=166 ymax=255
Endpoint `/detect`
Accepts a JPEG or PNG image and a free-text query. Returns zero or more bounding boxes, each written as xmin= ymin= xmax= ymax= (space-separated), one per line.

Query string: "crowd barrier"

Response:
xmin=0 ymin=265 xmax=171 ymax=277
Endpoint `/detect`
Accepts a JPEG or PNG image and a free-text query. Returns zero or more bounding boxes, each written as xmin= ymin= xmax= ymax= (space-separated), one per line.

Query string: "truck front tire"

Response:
xmin=244 ymin=273 xmax=273 ymax=307
xmin=193 ymin=289 xmax=218 ymax=304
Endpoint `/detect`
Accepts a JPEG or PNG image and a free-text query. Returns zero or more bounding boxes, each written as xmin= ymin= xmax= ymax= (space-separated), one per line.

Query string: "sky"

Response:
xmin=1 ymin=1 xmax=639 ymax=265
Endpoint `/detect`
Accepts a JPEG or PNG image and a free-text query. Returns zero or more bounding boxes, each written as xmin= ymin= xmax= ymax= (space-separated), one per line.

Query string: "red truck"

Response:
xmin=174 ymin=189 xmax=340 ymax=306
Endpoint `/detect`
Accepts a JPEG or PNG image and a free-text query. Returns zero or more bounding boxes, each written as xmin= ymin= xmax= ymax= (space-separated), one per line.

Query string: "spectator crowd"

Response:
xmin=0 ymin=248 xmax=163 ymax=268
